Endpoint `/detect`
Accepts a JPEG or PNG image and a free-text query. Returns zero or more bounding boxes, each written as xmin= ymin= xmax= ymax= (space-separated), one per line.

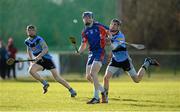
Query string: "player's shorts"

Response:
xmin=87 ymin=49 xmax=105 ymax=65
xmin=36 ymin=58 xmax=56 ymax=70
xmin=109 ymin=58 xmax=131 ymax=71
xmin=107 ymin=57 xmax=137 ymax=77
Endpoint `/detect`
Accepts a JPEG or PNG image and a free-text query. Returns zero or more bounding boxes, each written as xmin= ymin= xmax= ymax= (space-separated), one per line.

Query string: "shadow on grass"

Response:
xmin=123 ymin=103 xmax=180 ymax=109
xmin=109 ymin=97 xmax=180 ymax=109
xmin=110 ymin=97 xmax=165 ymax=104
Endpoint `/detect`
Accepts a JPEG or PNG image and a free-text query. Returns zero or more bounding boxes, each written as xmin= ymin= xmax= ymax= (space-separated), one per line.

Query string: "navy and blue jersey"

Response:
xmin=81 ymin=21 xmax=109 ymax=52
xmin=24 ymin=36 xmax=52 ymax=60
xmin=81 ymin=21 xmax=109 ymax=63
xmin=111 ymin=32 xmax=129 ymax=62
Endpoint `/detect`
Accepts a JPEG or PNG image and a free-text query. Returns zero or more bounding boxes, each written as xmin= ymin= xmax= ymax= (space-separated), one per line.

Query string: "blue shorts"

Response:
xmin=87 ymin=50 xmax=105 ymax=65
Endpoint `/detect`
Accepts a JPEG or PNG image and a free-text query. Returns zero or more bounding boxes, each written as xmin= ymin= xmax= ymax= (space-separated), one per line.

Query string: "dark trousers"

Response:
xmin=7 ymin=63 xmax=16 ymax=79
xmin=0 ymin=60 xmax=7 ymax=79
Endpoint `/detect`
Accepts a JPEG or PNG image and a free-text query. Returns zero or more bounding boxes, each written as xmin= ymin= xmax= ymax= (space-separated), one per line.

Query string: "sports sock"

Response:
xmin=98 ymin=85 xmax=105 ymax=93
xmin=93 ymin=89 xmax=99 ymax=99
xmin=42 ymin=80 xmax=48 ymax=86
xmin=69 ymin=88 xmax=75 ymax=94
xmin=142 ymin=61 xmax=150 ymax=70
xmin=104 ymin=88 xmax=108 ymax=93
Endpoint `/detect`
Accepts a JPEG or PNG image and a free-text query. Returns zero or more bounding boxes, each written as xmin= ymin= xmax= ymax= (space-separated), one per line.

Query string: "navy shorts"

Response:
xmin=109 ymin=58 xmax=131 ymax=71
xmin=36 ymin=58 xmax=56 ymax=70
xmin=87 ymin=50 xmax=105 ymax=65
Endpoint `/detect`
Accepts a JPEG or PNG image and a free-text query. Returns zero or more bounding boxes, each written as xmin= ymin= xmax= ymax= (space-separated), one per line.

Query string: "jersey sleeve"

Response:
xmin=24 ymin=39 xmax=29 ymax=46
xmin=39 ymin=37 xmax=48 ymax=50
xmin=115 ymin=34 xmax=125 ymax=44
xmin=99 ymin=25 xmax=108 ymax=48
xmin=111 ymin=33 xmax=126 ymax=50
xmin=81 ymin=31 xmax=88 ymax=43
xmin=97 ymin=22 xmax=109 ymax=40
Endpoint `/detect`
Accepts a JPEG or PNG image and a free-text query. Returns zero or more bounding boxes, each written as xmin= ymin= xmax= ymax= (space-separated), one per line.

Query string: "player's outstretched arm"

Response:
xmin=78 ymin=42 xmax=86 ymax=54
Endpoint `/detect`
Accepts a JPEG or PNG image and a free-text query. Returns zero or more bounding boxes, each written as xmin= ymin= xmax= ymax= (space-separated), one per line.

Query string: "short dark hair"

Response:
xmin=111 ymin=18 xmax=122 ymax=26
xmin=26 ymin=25 xmax=36 ymax=30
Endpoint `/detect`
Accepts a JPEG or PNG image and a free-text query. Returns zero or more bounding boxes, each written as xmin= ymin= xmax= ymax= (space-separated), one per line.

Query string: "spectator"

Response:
xmin=6 ymin=37 xmax=18 ymax=79
xmin=0 ymin=38 xmax=9 ymax=79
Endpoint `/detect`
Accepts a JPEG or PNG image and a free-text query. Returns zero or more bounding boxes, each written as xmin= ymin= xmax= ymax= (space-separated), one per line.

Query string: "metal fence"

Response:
xmin=59 ymin=51 xmax=180 ymax=76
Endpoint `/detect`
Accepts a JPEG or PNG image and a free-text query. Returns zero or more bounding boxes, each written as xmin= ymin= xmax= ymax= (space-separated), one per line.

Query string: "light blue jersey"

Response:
xmin=24 ymin=36 xmax=52 ymax=60
xmin=111 ymin=32 xmax=128 ymax=62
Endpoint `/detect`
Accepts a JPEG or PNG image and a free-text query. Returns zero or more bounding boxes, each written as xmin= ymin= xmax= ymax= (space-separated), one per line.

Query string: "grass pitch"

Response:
xmin=0 ymin=74 xmax=180 ymax=111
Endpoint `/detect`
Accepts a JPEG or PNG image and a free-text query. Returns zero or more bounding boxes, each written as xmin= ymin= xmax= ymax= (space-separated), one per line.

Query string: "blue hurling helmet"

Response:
xmin=82 ymin=11 xmax=93 ymax=18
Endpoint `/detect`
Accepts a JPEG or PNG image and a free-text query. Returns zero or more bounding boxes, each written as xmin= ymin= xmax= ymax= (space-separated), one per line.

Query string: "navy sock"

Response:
xmin=42 ymin=80 xmax=48 ymax=86
xmin=69 ymin=88 xmax=75 ymax=94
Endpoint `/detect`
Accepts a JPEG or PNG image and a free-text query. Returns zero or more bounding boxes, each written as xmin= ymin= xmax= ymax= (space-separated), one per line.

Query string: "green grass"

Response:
xmin=0 ymin=74 xmax=180 ymax=111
